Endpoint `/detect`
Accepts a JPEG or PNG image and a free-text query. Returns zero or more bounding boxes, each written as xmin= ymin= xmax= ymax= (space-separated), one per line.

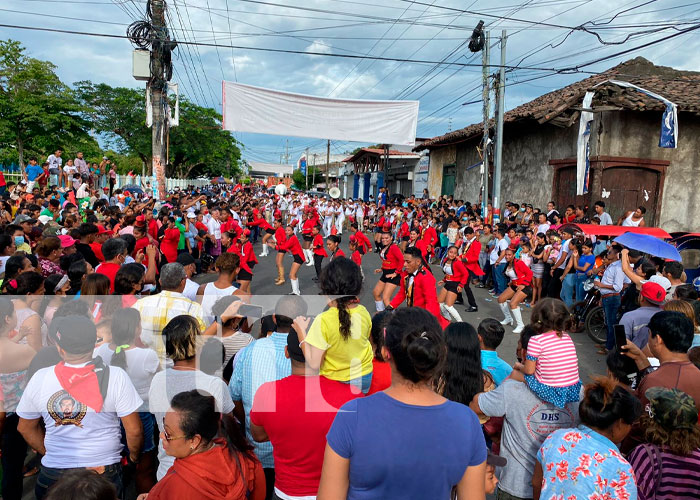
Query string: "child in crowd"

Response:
xmin=513 ymin=298 xmax=582 ymax=408
xmin=477 ymin=318 xmax=512 ymax=385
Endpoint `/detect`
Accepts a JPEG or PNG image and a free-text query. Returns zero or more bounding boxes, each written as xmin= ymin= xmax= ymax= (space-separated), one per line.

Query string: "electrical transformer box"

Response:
xmin=133 ymin=49 xmax=151 ymax=81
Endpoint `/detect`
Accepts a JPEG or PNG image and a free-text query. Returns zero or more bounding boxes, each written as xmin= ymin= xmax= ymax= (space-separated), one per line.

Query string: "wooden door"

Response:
xmin=554 ymin=165 xmax=577 ymax=210
xmin=442 ymin=164 xmax=456 ymax=196
xmin=601 ymin=167 xmax=659 ymax=225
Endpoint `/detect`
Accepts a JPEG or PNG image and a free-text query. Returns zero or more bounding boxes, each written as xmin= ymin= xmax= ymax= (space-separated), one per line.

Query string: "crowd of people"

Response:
xmin=0 ymin=164 xmax=699 ymax=500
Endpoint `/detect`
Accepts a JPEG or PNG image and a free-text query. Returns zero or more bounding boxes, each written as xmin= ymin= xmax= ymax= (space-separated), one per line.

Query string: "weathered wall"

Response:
xmin=452 ymin=122 xmax=579 ymax=209
xmin=427 ymin=145 xmax=456 ymax=198
xmin=599 ymin=111 xmax=700 ymax=232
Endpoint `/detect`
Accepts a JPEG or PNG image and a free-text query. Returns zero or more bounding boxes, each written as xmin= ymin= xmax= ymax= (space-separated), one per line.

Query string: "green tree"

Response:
xmin=0 ymin=40 xmax=92 ymax=169
xmin=75 ymin=81 xmax=242 ymax=179
xmin=292 ymin=166 xmax=321 ymax=190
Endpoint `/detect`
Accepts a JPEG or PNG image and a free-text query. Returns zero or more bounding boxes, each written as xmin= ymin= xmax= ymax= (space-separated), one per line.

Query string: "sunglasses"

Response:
xmin=162 ymin=418 xmax=187 ymax=442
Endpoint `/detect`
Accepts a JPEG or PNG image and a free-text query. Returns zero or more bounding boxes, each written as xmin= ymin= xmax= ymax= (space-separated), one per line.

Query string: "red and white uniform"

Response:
xmin=380 ymin=244 xmax=404 ymax=273
xmin=278 ymin=235 xmax=305 ymax=260
xmin=442 ymin=258 xmax=468 ymax=287
xmin=312 ymin=234 xmax=327 ymax=257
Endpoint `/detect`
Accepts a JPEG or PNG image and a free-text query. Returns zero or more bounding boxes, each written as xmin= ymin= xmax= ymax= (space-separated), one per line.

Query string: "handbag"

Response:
xmin=641 ymin=443 xmax=663 ymax=500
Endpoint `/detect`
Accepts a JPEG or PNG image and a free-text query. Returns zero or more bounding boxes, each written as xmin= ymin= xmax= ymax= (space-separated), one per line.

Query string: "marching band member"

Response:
xmin=372 ymin=227 xmax=403 ymax=312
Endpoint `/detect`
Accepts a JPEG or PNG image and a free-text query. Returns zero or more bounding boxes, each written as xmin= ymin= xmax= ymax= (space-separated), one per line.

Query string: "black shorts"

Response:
xmin=278 ymin=250 xmax=287 ymax=254
xmin=237 ymin=268 xmax=253 ymax=281
xmin=265 ymin=228 xmax=275 ymax=235
xmin=445 ymin=281 xmax=461 ymax=294
xmin=510 ymin=283 xmax=533 ymax=297
xmin=380 ymin=269 xmax=401 ymax=286
xmin=302 ymin=235 xmax=313 ymax=242
xmin=358 ymin=247 xmax=366 ymax=255
xmin=293 ymin=254 xmax=304 ymax=265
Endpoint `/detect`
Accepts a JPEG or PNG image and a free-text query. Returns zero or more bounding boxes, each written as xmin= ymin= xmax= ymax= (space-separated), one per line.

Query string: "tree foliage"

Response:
xmin=75 ymin=80 xmax=242 ymax=179
xmin=292 ymin=166 xmax=322 ymax=190
xmin=0 ymin=39 xmax=95 ymax=169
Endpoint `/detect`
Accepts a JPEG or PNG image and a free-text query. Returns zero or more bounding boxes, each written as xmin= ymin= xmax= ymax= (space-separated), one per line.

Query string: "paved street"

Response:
xmin=205 ymin=234 xmax=604 ymax=382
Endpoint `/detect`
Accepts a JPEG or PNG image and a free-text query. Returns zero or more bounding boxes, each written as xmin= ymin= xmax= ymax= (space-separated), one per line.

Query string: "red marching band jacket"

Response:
xmin=277 ymin=234 xmax=305 ymax=259
xmin=380 ymin=244 xmax=404 ymax=272
xmin=509 ymin=259 xmax=533 ymax=287
xmin=443 ymin=258 xmax=469 ymax=287
xmin=460 ymin=238 xmax=485 ymax=277
xmin=390 ymin=267 xmax=449 ymax=329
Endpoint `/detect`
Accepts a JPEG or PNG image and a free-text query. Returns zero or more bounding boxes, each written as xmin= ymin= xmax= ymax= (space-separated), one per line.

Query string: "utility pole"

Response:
xmin=305 ymin=147 xmax=309 ymax=189
xmin=492 ymin=31 xmax=507 ymax=225
xmin=312 ymin=153 xmax=317 ymax=188
xmin=326 ymin=139 xmax=331 ymax=190
xmin=481 ymin=31 xmax=490 ymax=221
xmin=149 ymin=0 xmax=170 ymax=201
xmin=285 ymin=139 xmax=290 ymax=165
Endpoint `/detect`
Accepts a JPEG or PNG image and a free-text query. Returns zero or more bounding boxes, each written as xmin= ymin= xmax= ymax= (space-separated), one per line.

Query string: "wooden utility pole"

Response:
xmin=481 ymin=31 xmax=490 ymax=220
xmin=149 ymin=0 xmax=169 ymax=200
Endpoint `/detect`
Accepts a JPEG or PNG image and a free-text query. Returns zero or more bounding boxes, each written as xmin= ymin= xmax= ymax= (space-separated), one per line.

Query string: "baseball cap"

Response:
xmin=42 ymin=222 xmax=61 ymax=237
xmin=58 ymin=235 xmax=77 ymax=248
xmin=187 ymin=212 xmax=196 ymax=219
xmin=97 ymin=225 xmax=113 ymax=235
xmin=242 ymin=229 xmax=251 ymax=236
xmin=38 ymin=215 xmax=52 ymax=225
xmin=176 ymin=253 xmax=196 ymax=267
xmin=287 ymin=330 xmax=305 ymax=363
xmin=641 ymin=281 xmax=666 ymax=306
xmin=645 ymin=387 xmax=698 ymax=430
xmin=51 ymin=316 xmax=97 ymax=354
xmin=15 ymin=214 xmax=36 ymax=224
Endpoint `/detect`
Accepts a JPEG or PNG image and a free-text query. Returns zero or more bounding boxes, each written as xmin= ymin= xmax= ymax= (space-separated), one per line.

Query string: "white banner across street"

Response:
xmin=222 ymin=82 xmax=420 ymax=146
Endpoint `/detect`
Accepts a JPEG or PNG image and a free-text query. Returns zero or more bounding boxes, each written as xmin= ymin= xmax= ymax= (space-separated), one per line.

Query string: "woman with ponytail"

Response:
xmin=533 ymin=377 xmax=641 ymax=500
xmin=294 ymin=257 xmax=373 ymax=393
xmin=318 ymin=307 xmax=487 ymax=499
xmin=142 ymin=390 xmax=265 ymax=500
xmin=95 ymin=308 xmax=159 ymax=494
xmin=7 ymin=271 xmax=46 ymax=351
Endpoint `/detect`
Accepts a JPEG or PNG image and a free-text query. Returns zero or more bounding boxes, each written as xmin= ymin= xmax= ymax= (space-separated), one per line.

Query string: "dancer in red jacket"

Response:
xmin=498 ymin=247 xmax=533 ymax=334
xmin=437 ymin=246 xmax=467 ymax=323
xmin=372 ymin=229 xmax=403 ymax=311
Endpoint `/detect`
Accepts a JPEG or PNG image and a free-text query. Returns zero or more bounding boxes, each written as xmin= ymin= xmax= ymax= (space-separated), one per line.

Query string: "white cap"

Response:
xmin=649 ymin=274 xmax=672 ymax=291
xmin=187 ymin=212 xmax=196 ymax=219
xmin=38 ymin=215 xmax=52 ymax=225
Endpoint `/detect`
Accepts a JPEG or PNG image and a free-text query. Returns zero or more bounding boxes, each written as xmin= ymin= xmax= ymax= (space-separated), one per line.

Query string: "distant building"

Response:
xmin=342 ymin=146 xmax=423 ymax=201
xmin=247 ymin=162 xmax=293 ymax=181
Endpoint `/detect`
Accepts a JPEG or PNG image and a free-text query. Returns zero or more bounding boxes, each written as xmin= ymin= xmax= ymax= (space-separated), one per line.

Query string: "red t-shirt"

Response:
xmin=351 ymin=249 xmax=362 ymax=267
xmin=250 ymin=375 xmax=361 ymax=497
xmin=367 ymin=359 xmax=392 ymax=395
xmin=90 ymin=241 xmax=105 ymax=262
xmin=160 ymin=228 xmax=180 ymax=263
xmin=96 ymin=262 xmax=121 ymax=293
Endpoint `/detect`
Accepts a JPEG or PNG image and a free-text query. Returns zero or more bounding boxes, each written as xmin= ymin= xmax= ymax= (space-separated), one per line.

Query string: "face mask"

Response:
xmin=520 ymin=207 xmax=526 ymax=212
xmin=14 ymin=236 xmax=24 ymax=247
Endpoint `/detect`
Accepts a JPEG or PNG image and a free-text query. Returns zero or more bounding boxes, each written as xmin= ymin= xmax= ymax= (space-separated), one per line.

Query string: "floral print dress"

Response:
xmin=538 ymin=425 xmax=637 ymax=500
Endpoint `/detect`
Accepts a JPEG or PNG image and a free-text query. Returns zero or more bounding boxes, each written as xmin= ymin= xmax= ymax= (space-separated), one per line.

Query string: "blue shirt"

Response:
xmin=327 ymin=392 xmax=487 ymax=499
xmin=229 ymin=333 xmax=291 ymax=468
xmin=26 ymin=164 xmax=44 ymax=181
xmin=576 ymin=253 xmax=596 ymax=275
xmin=481 ymin=350 xmax=513 ymax=385
xmin=538 ymin=425 xmax=637 ymax=500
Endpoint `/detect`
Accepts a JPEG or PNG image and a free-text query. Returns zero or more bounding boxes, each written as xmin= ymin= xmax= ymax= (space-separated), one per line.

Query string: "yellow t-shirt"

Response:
xmin=305 ymin=304 xmax=373 ymax=382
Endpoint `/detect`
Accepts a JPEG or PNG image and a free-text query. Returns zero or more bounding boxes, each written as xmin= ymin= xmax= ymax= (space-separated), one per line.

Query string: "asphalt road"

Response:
xmin=209 ymin=234 xmax=605 ymax=382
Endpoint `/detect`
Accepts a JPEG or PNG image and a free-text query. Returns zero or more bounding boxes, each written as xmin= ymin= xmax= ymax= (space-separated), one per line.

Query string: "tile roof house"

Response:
xmin=417 ymin=57 xmax=700 ymax=231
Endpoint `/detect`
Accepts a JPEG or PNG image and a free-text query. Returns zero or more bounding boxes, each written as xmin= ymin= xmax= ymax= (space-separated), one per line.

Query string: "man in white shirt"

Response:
xmin=17 ymin=315 xmax=143 ymax=499
xmin=205 ymin=208 xmax=222 ymax=256
xmin=490 ymin=227 xmax=509 ymax=295
xmin=594 ymin=200 xmax=613 ymax=226
xmin=46 ymin=149 xmax=63 ymax=187
xmin=176 ymin=253 xmax=200 ymax=301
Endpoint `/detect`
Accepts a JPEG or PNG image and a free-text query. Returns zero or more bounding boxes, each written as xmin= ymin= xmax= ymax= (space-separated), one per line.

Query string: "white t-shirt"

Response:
xmin=537 ymin=223 xmax=550 ymax=235
xmin=16 ymin=363 xmax=142 ymax=468
xmin=489 ymin=238 xmax=509 ymax=265
xmin=93 ymin=344 xmax=159 ymax=405
xmin=206 ymin=217 xmax=221 ymax=240
xmin=182 ymin=278 xmax=199 ymax=302
xmin=148 ymin=369 xmax=235 ymax=480
xmin=63 ymin=164 xmax=77 ymax=176
xmin=47 ymin=154 xmax=62 ymax=173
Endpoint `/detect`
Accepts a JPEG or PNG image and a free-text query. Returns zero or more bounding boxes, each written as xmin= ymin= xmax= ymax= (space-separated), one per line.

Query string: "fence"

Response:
xmin=1 ymin=170 xmax=210 ymax=192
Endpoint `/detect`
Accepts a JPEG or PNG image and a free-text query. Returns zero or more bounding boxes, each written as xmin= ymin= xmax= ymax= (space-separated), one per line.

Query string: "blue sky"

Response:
xmin=3 ymin=0 xmax=700 ymax=164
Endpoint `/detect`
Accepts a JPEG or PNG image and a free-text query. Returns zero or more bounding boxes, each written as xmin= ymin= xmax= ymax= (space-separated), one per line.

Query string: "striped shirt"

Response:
xmin=527 ymin=331 xmax=579 ymax=387
xmin=628 ymin=444 xmax=700 ymax=500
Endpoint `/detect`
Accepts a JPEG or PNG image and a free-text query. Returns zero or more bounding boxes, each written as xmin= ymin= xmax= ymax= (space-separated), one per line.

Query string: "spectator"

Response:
xmin=36 ymin=236 xmax=64 ymax=277
xmin=145 ymin=390 xmax=265 ymax=500
xmin=210 ymin=295 xmax=254 ymax=368
xmin=620 ymin=281 xmax=666 ymax=348
xmin=320 ymin=307 xmax=487 ymax=499
xmin=230 ymin=295 xmax=306 ymax=499
xmin=628 ymin=387 xmax=700 ymax=500
xmin=366 ymin=310 xmax=393 ymax=395
xmin=75 ymin=223 xmax=100 ymax=268
xmin=533 ymin=377 xmax=641 ymax=500
xmin=44 ymin=470 xmax=118 ymax=500
xmin=663 ymin=261 xmax=686 ymax=300
xmin=593 ymin=200 xmax=613 ymax=225
xmin=16 ymin=315 xmax=143 ymax=499
xmin=175 ymin=252 xmax=199 ymax=301
xmin=477 ymin=318 xmax=512 ymax=385
xmin=471 ymin=326 xmax=580 ymax=500
xmin=624 ymin=311 xmax=700 ymax=409
xmin=249 ymin=329 xmax=361 ymax=500
xmin=95 ymin=237 xmax=127 ymax=293
xmin=132 ymin=263 xmax=205 ymax=359
xmin=148 ymin=315 xmax=235 ymax=480
xmin=297 ymin=257 xmax=373 ymax=393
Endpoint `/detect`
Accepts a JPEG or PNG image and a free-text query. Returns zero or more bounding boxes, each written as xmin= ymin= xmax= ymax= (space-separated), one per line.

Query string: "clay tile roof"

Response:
xmin=415 ymin=57 xmax=700 ymax=151
xmin=343 ymin=148 xmax=420 ymax=162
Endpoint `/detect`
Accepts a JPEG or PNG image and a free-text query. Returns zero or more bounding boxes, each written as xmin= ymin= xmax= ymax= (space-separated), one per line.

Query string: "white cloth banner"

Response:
xmin=222 ymin=82 xmax=419 ymax=146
